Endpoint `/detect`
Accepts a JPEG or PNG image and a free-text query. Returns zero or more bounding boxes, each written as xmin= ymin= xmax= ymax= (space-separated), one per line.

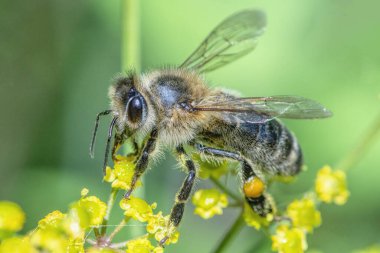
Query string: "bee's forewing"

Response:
xmin=180 ymin=9 xmax=267 ymax=73
xmin=194 ymin=95 xmax=332 ymax=123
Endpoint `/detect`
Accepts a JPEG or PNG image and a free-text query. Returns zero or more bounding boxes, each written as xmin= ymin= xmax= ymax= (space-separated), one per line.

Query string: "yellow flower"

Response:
xmin=67 ymin=238 xmax=85 ymax=253
xmin=80 ymin=188 xmax=89 ymax=197
xmin=87 ymin=248 xmax=120 ymax=253
xmin=0 ymin=236 xmax=37 ymax=253
xmin=126 ymin=236 xmax=164 ymax=253
xmin=315 ymin=166 xmax=349 ymax=205
xmin=103 ymin=166 xmax=116 ymax=182
xmin=120 ymin=197 xmax=156 ymax=222
xmin=192 ymin=189 xmax=228 ymax=219
xmin=0 ymin=201 xmax=26 ymax=235
xmin=30 ymin=227 xmax=68 ymax=253
xmin=271 ymin=224 xmax=307 ymax=253
xmin=193 ymin=153 xmax=230 ymax=179
xmin=65 ymin=195 xmax=106 ymax=238
xmin=243 ymin=203 xmax=272 ymax=230
xmin=108 ymin=155 xmax=142 ymax=190
xmin=32 ymin=210 xmax=76 ymax=253
xmin=75 ymin=196 xmax=107 ymax=226
xmin=38 ymin=210 xmax=65 ymax=230
xmin=286 ymin=197 xmax=321 ymax=233
xmin=146 ymin=212 xmax=179 ymax=245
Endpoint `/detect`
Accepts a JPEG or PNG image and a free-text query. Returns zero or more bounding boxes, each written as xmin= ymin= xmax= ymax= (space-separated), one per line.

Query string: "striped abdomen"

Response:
xmin=200 ymin=119 xmax=303 ymax=176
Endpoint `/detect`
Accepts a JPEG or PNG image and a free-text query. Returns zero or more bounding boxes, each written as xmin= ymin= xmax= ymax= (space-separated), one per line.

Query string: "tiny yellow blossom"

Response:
xmin=30 ymin=227 xmax=68 ymax=253
xmin=65 ymin=195 xmax=106 ymax=239
xmin=103 ymin=166 xmax=116 ymax=182
xmin=86 ymin=248 xmax=120 ymax=253
xmin=192 ymin=189 xmax=228 ymax=219
xmin=0 ymin=236 xmax=37 ymax=253
xmin=126 ymin=236 xmax=163 ymax=253
xmin=120 ymin=197 xmax=157 ymax=222
xmin=72 ymin=196 xmax=107 ymax=227
xmin=315 ymin=166 xmax=349 ymax=205
xmin=109 ymin=155 xmax=141 ymax=190
xmin=243 ymin=203 xmax=272 ymax=230
xmin=80 ymin=188 xmax=89 ymax=197
xmin=146 ymin=212 xmax=179 ymax=245
xmin=286 ymin=197 xmax=321 ymax=233
xmin=193 ymin=154 xmax=230 ymax=179
xmin=271 ymin=224 xmax=307 ymax=253
xmin=38 ymin=210 xmax=65 ymax=230
xmin=0 ymin=201 xmax=26 ymax=235
xmin=67 ymin=238 xmax=85 ymax=253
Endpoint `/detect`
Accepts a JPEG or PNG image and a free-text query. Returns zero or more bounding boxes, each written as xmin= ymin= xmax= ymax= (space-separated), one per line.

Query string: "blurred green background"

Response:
xmin=1 ymin=0 xmax=379 ymax=252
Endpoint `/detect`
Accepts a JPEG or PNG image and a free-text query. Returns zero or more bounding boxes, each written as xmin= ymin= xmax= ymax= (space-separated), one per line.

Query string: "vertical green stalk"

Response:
xmin=101 ymin=188 xmax=119 ymax=236
xmin=121 ymin=0 xmax=144 ymax=238
xmin=121 ymin=0 xmax=140 ymax=72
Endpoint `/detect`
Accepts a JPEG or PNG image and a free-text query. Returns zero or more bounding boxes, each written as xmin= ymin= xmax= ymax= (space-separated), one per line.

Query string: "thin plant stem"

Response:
xmin=93 ymin=227 xmax=100 ymax=238
xmin=108 ymin=218 xmax=128 ymax=242
xmin=101 ymin=188 xmax=119 ymax=236
xmin=121 ymin=0 xmax=140 ymax=72
xmin=212 ymin=210 xmax=245 ymax=253
xmin=210 ymin=176 xmax=242 ymax=202
xmin=336 ymin=113 xmax=380 ymax=171
xmin=245 ymin=236 xmax=268 ymax=253
xmin=121 ymin=0 xmax=144 ymax=238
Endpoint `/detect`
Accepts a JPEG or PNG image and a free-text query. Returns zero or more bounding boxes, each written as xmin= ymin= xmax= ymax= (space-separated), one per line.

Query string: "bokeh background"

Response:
xmin=1 ymin=0 xmax=379 ymax=252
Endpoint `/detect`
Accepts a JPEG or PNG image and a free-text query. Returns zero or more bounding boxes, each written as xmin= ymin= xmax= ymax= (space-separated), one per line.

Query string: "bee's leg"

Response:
xmin=89 ymin=109 xmax=112 ymax=158
xmin=124 ymin=128 xmax=158 ymax=199
xmin=194 ymin=143 xmax=273 ymax=217
xmin=102 ymin=117 xmax=118 ymax=175
xmin=160 ymin=145 xmax=196 ymax=246
xmin=111 ymin=133 xmax=124 ymax=161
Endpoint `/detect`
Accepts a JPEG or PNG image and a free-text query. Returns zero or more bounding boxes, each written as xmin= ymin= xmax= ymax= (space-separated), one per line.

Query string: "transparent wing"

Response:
xmin=194 ymin=95 xmax=332 ymax=124
xmin=180 ymin=9 xmax=266 ymax=73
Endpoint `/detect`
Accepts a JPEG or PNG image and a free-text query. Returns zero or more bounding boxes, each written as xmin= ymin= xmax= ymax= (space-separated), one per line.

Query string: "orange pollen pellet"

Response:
xmin=243 ymin=177 xmax=265 ymax=198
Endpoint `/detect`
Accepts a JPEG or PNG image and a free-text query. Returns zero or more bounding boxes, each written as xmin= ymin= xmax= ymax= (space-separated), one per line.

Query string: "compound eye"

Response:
xmin=127 ymin=96 xmax=143 ymax=123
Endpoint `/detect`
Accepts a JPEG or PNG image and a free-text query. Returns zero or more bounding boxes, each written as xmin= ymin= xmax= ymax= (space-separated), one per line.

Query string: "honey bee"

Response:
xmin=90 ymin=9 xmax=331 ymax=243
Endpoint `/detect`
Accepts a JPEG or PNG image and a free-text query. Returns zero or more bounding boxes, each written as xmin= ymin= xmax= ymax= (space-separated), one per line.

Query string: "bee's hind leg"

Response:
xmin=194 ymin=143 xmax=273 ymax=217
xmin=160 ymin=145 xmax=197 ymax=246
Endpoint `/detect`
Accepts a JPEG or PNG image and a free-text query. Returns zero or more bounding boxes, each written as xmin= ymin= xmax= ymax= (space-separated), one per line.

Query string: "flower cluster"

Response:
xmin=119 ymin=196 xmax=179 ymax=246
xmin=192 ymin=189 xmax=228 ymax=219
xmin=104 ymin=155 xmax=142 ymax=190
xmin=0 ymin=191 xmax=107 ymax=253
xmin=315 ymin=165 xmax=349 ymax=205
xmin=271 ymin=165 xmax=349 ymax=253
xmin=0 ymin=151 xmax=352 ymax=253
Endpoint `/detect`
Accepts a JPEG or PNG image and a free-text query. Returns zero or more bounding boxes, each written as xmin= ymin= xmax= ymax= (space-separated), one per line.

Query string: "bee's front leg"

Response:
xmin=124 ymin=128 xmax=158 ymax=198
xmin=159 ymin=145 xmax=197 ymax=246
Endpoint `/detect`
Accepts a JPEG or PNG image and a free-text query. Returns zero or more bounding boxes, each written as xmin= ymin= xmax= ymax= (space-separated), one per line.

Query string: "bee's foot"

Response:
xmin=158 ymin=236 xmax=169 ymax=247
xmin=124 ymin=190 xmax=132 ymax=199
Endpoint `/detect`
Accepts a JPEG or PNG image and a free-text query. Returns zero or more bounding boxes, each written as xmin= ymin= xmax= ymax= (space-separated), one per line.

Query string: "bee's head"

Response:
xmin=109 ymin=74 xmax=148 ymax=131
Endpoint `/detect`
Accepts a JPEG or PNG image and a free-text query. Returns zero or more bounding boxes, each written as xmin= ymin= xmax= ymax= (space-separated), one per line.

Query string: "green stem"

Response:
xmin=121 ymin=0 xmax=140 ymax=72
xmin=121 ymin=0 xmax=144 ymax=238
xmin=336 ymin=113 xmax=380 ymax=171
xmin=108 ymin=218 xmax=128 ymax=243
xmin=93 ymin=227 xmax=100 ymax=238
xmin=101 ymin=188 xmax=119 ymax=236
xmin=212 ymin=210 xmax=245 ymax=253
xmin=210 ymin=176 xmax=242 ymax=202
